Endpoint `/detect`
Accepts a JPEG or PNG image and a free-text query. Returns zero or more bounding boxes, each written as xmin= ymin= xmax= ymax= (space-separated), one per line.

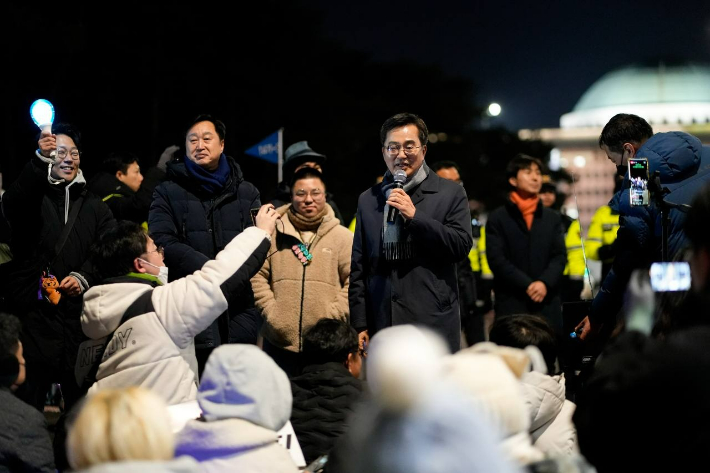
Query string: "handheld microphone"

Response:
xmin=387 ymin=170 xmax=408 ymax=223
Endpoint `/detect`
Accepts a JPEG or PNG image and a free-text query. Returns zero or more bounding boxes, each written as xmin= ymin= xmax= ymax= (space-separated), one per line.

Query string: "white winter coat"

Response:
xmin=80 ymin=227 xmax=269 ymax=405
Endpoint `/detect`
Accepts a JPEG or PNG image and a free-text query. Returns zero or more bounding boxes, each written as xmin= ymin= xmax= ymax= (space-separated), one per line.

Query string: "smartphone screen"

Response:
xmin=629 ymin=158 xmax=650 ymax=206
xmin=649 ymin=262 xmax=691 ymax=292
xmin=250 ymin=208 xmax=260 ymax=226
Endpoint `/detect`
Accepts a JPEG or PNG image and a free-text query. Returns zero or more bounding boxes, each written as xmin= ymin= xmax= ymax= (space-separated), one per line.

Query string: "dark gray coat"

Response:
xmin=0 ymin=387 xmax=55 ymax=472
xmin=349 ymin=170 xmax=472 ymax=352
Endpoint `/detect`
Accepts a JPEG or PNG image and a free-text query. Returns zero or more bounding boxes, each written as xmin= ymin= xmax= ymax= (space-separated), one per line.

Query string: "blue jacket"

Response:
xmin=591 ymin=132 xmax=710 ymax=325
xmin=148 ymin=156 xmax=262 ymax=348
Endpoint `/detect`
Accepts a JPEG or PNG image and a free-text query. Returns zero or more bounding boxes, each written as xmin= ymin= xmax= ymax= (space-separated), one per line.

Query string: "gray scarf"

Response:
xmin=381 ymin=162 xmax=429 ymax=260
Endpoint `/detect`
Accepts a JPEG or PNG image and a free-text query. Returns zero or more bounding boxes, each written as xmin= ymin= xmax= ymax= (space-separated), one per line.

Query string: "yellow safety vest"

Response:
xmin=585 ymin=205 xmax=620 ymax=262
xmin=564 ymin=219 xmax=585 ymax=279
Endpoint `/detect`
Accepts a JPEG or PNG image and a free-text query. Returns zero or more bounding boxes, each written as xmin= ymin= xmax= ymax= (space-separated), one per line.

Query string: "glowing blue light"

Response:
xmin=30 ymin=99 xmax=55 ymax=128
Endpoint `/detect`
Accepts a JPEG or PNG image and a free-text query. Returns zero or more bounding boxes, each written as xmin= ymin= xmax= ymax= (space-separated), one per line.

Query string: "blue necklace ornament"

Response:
xmin=292 ymin=243 xmax=313 ymax=266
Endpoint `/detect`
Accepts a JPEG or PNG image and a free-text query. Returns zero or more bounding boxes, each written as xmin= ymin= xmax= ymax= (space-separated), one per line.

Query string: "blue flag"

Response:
xmin=245 ymin=130 xmax=280 ymax=164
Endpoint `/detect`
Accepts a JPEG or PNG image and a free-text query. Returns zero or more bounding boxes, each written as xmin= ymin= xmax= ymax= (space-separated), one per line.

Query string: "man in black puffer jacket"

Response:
xmin=149 ymin=115 xmax=262 ymax=374
xmin=290 ymin=318 xmax=364 ymax=464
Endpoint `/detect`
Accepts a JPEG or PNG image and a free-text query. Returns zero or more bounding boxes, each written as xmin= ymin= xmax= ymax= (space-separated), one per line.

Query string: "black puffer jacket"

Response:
xmin=0 ymin=157 xmax=115 ymax=369
xmin=87 ymin=166 xmax=165 ymax=224
xmin=290 ymin=362 xmax=364 ymax=463
xmin=149 ymin=156 xmax=262 ymax=348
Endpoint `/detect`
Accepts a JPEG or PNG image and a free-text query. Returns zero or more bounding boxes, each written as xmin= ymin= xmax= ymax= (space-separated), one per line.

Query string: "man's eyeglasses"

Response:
xmin=293 ymin=189 xmax=325 ymax=200
xmin=386 ymin=144 xmax=421 ymax=156
xmin=147 ymin=246 xmax=164 ymax=257
xmin=56 ymin=148 xmax=81 ymax=160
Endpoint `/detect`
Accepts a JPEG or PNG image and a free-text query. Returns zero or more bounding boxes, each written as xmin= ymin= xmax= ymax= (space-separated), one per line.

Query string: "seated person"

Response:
xmin=66 ymin=386 xmax=198 ymax=472
xmin=0 ymin=312 xmax=54 ymax=472
xmin=488 ymin=315 xmax=578 ymax=456
xmin=290 ymin=319 xmax=364 ymax=463
xmin=174 ymin=345 xmax=298 ymax=472
xmin=79 ymin=205 xmax=276 ymax=405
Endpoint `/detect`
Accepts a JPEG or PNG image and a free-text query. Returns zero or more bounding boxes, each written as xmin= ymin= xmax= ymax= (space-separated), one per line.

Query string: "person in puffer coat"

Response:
xmin=252 ymin=168 xmax=352 ymax=376
xmin=80 ymin=206 xmax=276 ymax=405
xmin=174 ymin=344 xmax=299 ymax=473
xmin=290 ymin=319 xmax=364 ymax=463
xmin=149 ymin=115 xmax=263 ymax=375
xmin=578 ymin=114 xmax=710 ymax=339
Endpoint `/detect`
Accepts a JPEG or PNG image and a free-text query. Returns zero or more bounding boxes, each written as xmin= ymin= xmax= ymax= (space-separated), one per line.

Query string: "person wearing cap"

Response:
xmin=149 ymin=114 xmax=263 ymax=375
xmin=270 ymin=141 xmax=345 ymax=225
xmin=349 ymin=113 xmax=473 ymax=353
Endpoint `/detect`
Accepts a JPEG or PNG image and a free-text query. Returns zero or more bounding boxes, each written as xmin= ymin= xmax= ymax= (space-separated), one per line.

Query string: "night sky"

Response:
xmin=312 ymin=0 xmax=710 ymax=130
xmin=3 ymin=2 xmax=710 ymax=218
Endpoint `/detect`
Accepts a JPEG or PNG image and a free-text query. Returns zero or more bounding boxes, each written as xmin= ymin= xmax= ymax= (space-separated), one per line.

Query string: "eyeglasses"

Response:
xmin=146 ymin=246 xmax=164 ymax=257
xmin=293 ymin=189 xmax=325 ymax=200
xmin=386 ymin=144 xmax=421 ymax=156
xmin=56 ymin=148 xmax=81 ymax=160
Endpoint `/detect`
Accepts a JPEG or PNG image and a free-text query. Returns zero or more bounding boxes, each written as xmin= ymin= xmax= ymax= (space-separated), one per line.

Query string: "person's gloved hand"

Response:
xmin=157 ymin=145 xmax=180 ymax=172
xmin=624 ymin=268 xmax=655 ymax=335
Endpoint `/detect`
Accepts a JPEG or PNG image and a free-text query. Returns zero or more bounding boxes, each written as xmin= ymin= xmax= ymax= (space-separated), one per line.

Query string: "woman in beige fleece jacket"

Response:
xmin=252 ymin=168 xmax=353 ymax=376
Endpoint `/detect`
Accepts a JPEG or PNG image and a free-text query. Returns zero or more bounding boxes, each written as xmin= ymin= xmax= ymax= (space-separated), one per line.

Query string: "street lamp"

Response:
xmin=487 ymin=102 xmax=502 ymax=117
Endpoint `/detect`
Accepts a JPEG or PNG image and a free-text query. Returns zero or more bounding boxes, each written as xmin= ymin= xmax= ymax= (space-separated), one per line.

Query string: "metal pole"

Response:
xmin=277 ymin=128 xmax=284 ymax=184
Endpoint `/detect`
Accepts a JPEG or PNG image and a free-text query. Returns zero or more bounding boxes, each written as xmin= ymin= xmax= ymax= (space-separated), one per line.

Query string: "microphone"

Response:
xmin=387 ymin=170 xmax=407 ymax=223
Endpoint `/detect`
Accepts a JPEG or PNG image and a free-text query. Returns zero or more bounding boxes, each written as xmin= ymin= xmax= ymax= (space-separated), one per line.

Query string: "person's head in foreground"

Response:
xmin=334 ymin=325 xmax=520 ymax=473
xmin=67 ymin=387 xmax=174 ymax=470
xmin=0 ymin=312 xmax=25 ymax=391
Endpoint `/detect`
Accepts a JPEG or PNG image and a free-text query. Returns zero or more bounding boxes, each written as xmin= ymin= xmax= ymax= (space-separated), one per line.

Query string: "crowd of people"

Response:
xmin=0 ymin=110 xmax=709 ymax=472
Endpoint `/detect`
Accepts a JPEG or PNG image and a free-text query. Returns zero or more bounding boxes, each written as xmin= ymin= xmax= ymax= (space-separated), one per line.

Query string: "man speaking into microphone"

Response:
xmin=349 ymin=113 xmax=473 ymax=352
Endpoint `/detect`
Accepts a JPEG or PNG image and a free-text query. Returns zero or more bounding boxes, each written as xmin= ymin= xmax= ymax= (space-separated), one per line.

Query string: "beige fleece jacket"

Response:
xmin=252 ymin=204 xmax=353 ymax=352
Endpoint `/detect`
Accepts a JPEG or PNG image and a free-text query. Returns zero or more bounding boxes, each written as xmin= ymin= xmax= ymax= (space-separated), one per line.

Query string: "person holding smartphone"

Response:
xmin=577 ymin=113 xmax=710 ymax=340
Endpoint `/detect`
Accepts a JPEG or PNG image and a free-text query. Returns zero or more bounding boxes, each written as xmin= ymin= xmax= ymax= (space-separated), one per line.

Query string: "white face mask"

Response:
xmin=138 ymin=259 xmax=169 ymax=285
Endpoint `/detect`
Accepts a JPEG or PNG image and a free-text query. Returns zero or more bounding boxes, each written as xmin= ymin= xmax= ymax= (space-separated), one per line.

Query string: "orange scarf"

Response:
xmin=510 ymin=190 xmax=539 ymax=230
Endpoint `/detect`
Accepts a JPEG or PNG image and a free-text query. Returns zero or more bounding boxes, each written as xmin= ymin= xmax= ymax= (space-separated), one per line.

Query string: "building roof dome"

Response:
xmin=560 ymin=63 xmax=710 ymax=128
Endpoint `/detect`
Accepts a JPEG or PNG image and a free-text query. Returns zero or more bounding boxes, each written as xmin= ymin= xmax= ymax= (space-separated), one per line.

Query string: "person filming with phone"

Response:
xmin=577 ymin=113 xmax=710 ymax=340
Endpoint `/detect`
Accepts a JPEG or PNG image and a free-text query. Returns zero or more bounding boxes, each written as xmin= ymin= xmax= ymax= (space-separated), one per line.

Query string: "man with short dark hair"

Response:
xmin=577 ymin=113 xmax=710 ymax=339
xmin=0 ymin=123 xmax=116 ymax=411
xmin=81 ymin=206 xmax=276 ymax=404
xmin=349 ymin=113 xmax=473 ymax=353
xmin=88 ymin=148 xmax=172 ymax=224
xmin=149 ymin=115 xmax=263 ymax=374
xmin=290 ymin=318 xmax=363 ymax=464
xmin=486 ymin=154 xmax=567 ymax=334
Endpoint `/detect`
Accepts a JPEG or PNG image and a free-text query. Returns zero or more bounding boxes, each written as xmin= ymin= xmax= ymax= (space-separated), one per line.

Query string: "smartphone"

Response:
xmin=304 ymin=455 xmax=328 ymax=473
xmin=250 ymin=208 xmax=260 ymax=226
xmin=628 ymin=158 xmax=650 ymax=206
xmin=649 ymin=262 xmax=691 ymax=292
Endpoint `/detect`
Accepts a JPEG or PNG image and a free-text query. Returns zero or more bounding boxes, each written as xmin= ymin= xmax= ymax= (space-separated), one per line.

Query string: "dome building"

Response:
xmin=520 ymin=62 xmax=710 ymax=233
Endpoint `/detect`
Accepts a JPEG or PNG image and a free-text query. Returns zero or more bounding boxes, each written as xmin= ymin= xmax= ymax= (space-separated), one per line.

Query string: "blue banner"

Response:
xmin=245 ymin=130 xmax=280 ymax=164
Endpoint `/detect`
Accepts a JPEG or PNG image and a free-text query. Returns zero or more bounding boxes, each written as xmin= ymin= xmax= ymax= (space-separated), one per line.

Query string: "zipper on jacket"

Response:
xmin=298 ymin=266 xmax=306 ymax=351
xmin=297 ymin=233 xmax=320 ymax=351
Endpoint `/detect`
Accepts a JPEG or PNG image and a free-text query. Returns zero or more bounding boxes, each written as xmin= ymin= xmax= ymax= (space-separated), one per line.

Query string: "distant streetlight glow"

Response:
xmin=487 ymin=102 xmax=502 ymax=117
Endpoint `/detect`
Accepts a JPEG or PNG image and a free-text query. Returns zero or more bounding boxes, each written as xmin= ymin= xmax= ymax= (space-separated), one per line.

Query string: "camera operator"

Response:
xmin=577 ymin=113 xmax=710 ymax=340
